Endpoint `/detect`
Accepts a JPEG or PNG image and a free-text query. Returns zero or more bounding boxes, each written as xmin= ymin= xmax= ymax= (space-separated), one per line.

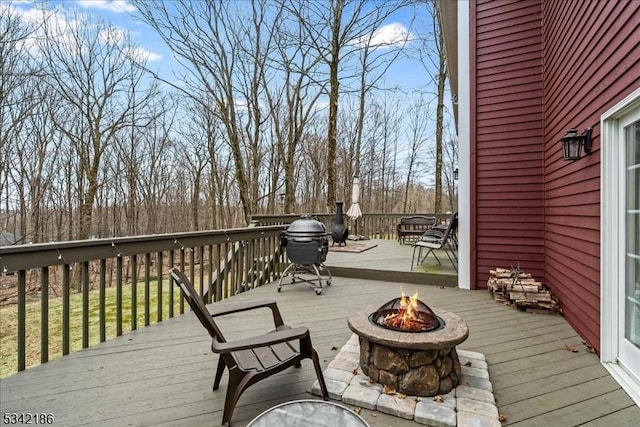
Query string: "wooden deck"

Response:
xmin=1 ymin=241 xmax=639 ymax=426
xmin=325 ymin=238 xmax=458 ymax=286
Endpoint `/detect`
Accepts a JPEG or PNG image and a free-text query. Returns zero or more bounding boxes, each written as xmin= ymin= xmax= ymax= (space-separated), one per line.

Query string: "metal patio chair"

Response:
xmin=169 ymin=268 xmax=329 ymax=426
xmin=410 ymin=212 xmax=458 ymax=272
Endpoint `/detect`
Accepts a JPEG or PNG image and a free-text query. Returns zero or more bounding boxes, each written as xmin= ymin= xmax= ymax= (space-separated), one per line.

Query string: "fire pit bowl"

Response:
xmin=348 ymin=302 xmax=468 ymax=397
xmin=369 ymin=294 xmax=443 ymax=332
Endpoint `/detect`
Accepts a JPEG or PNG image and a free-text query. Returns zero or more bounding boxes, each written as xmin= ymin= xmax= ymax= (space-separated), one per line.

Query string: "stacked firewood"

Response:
xmin=487 ymin=267 xmax=559 ymax=313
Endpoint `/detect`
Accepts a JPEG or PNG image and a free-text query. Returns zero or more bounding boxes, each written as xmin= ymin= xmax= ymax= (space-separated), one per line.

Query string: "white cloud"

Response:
xmin=124 ymin=46 xmax=162 ymax=62
xmin=355 ymin=22 xmax=414 ymax=49
xmin=77 ymin=1 xmax=136 ymax=14
xmin=99 ymin=26 xmax=126 ymax=45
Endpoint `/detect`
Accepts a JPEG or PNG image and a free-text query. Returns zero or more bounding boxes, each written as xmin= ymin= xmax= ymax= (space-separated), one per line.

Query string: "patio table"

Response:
xmin=247 ymin=399 xmax=369 ymax=427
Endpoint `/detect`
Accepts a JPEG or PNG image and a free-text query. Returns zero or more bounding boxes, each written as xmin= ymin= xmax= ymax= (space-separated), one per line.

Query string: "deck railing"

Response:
xmin=0 ymin=212 xmax=449 ymax=376
xmin=0 ymin=223 xmax=287 ymax=375
xmin=252 ymin=212 xmax=451 ymax=240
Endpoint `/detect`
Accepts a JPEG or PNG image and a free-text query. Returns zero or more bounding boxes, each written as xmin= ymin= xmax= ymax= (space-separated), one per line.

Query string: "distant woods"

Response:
xmin=0 ymin=0 xmax=457 ymax=244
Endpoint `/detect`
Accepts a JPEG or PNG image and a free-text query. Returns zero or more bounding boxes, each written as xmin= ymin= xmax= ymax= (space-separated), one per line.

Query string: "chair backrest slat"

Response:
xmin=169 ymin=268 xmax=226 ymax=342
xmin=443 ymin=212 xmax=458 ymax=240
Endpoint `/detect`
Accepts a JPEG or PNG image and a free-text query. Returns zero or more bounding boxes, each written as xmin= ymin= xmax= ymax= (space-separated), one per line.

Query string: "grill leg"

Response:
xmin=277 ymin=262 xmax=296 ymax=292
xmin=311 ymin=264 xmax=322 ymax=295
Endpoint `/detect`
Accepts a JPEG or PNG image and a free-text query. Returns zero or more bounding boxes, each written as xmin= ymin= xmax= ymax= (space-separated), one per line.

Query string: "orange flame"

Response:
xmin=383 ymin=291 xmax=421 ymax=330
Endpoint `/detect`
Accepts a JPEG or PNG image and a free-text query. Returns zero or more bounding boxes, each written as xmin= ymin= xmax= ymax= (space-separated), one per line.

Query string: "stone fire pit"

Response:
xmin=348 ymin=305 xmax=469 ymax=397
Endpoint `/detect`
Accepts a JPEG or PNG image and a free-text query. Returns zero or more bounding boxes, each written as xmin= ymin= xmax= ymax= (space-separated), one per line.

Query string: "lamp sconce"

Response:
xmin=560 ymin=127 xmax=592 ymax=160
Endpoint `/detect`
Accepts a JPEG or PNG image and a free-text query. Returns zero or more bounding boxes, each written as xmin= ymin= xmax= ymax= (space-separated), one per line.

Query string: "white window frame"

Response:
xmin=601 ymin=85 xmax=640 ymax=407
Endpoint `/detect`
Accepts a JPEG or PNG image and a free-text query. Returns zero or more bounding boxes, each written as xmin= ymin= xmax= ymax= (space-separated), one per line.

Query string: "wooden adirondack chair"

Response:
xmin=169 ymin=268 xmax=329 ymax=426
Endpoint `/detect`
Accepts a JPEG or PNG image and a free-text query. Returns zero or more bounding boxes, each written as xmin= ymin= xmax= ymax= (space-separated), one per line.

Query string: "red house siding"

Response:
xmin=471 ymin=0 xmax=640 ymax=353
xmin=541 ymin=0 xmax=640 ymax=353
xmin=472 ymin=0 xmax=545 ymax=289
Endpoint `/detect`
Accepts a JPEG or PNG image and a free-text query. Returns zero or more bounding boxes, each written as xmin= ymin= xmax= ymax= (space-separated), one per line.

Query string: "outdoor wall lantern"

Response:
xmin=454 ymin=168 xmax=459 ymax=180
xmin=560 ymin=127 xmax=592 ymax=160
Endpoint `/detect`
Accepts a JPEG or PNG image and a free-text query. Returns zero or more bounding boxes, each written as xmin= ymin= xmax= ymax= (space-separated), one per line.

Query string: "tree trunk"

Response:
xmin=326 ymin=0 xmax=344 ymax=211
xmin=434 ymin=2 xmax=447 ymax=214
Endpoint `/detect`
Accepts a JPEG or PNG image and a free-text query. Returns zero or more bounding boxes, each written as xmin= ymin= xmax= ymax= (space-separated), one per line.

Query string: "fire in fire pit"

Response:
xmin=369 ymin=292 xmax=442 ymax=332
xmin=349 ymin=297 xmax=469 ymax=397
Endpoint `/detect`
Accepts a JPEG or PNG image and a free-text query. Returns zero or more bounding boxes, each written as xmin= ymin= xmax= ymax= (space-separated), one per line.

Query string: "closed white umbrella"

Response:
xmin=346 ymin=177 xmax=362 ymax=220
xmin=346 ymin=177 xmax=362 ymax=237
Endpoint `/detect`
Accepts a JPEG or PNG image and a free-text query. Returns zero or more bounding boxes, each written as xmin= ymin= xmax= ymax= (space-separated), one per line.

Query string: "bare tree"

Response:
xmin=38 ymin=10 xmax=156 ymax=239
xmin=403 ymin=98 xmax=432 ymax=212
xmin=433 ymin=4 xmax=447 ymax=213
xmin=413 ymin=0 xmax=447 ymax=213
xmin=352 ymin=15 xmax=408 ymax=179
xmin=285 ymin=0 xmax=408 ymax=210
xmin=0 ymin=4 xmax=42 ymax=242
xmin=443 ymin=124 xmax=458 ymax=212
xmin=134 ymin=0 xmax=271 ymax=224
xmin=263 ymin=3 xmax=326 ymax=213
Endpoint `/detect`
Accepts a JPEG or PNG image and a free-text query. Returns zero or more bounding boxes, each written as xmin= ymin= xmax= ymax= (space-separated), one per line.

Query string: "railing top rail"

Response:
xmin=0 ymin=224 xmax=286 ymax=274
xmin=252 ymin=213 xmax=450 ymax=220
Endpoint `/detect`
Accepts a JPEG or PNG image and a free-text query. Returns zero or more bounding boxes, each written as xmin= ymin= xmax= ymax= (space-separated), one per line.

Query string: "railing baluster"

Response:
xmin=189 ymin=249 xmax=196 ymax=299
xmin=18 ymin=270 xmax=26 ymax=372
xmin=41 ymin=267 xmax=49 ymax=363
xmin=238 ymin=241 xmax=245 ymax=293
xmin=207 ymin=245 xmax=213 ymax=303
xmin=168 ymin=250 xmax=175 ymax=318
xmin=179 ymin=249 xmax=185 ymax=314
xmin=250 ymin=238 xmax=256 ymax=289
xmin=145 ymin=253 xmax=151 ymax=326
xmin=100 ymin=259 xmax=106 ymax=342
xmin=131 ymin=255 xmax=138 ymax=331
xmin=62 ymin=264 xmax=70 ymax=355
xmin=215 ymin=243 xmax=222 ymax=302
xmin=198 ymin=246 xmax=204 ymax=297
xmin=156 ymin=251 xmax=163 ymax=322
xmin=82 ymin=261 xmax=90 ymax=348
xmin=253 ymin=238 xmax=259 ymax=288
xmin=256 ymin=238 xmax=263 ymax=287
xmin=116 ymin=256 xmax=123 ymax=336
xmin=226 ymin=242 xmax=233 ymax=296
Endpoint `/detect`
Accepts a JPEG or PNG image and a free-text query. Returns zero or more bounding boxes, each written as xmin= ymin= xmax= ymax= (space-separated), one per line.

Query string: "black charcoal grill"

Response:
xmin=278 ymin=215 xmax=332 ymax=295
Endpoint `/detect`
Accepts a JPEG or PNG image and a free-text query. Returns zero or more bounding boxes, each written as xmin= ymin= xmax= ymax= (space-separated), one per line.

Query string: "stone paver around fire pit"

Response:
xmin=312 ymin=334 xmax=501 ymax=427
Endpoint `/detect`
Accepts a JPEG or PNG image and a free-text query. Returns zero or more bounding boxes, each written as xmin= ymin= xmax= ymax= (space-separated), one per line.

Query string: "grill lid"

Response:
xmin=285 ymin=215 xmax=328 ymax=238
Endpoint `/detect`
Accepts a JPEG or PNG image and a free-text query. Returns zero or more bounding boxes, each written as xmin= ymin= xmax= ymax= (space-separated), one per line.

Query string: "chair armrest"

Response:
xmin=418 ymin=230 xmax=445 ymax=240
xmin=211 ymin=326 xmax=310 ymax=353
xmin=210 ymin=299 xmax=284 ymax=327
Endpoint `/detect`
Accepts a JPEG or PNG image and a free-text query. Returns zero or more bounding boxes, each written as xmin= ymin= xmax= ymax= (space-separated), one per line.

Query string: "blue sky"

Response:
xmin=7 ymin=0 xmax=436 ymax=94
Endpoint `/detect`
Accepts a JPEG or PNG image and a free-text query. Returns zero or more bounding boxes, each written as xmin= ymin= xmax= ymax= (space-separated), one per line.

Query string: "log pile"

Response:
xmin=487 ymin=267 xmax=559 ymax=313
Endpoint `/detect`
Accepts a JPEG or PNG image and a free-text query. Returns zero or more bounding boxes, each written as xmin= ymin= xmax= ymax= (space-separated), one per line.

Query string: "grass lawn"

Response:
xmin=0 ymin=280 xmax=184 ymax=378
